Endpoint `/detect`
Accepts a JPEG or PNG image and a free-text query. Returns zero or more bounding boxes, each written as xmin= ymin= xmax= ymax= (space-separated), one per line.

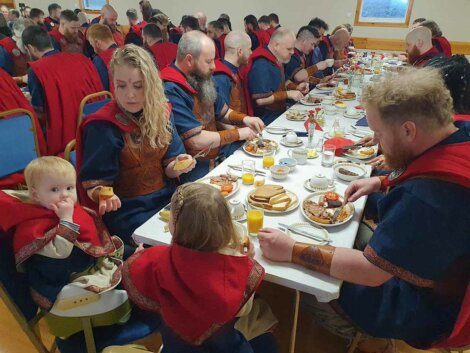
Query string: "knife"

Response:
xmin=278 ymin=223 xmax=330 ymax=243
xmin=227 ymin=165 xmax=266 ymax=175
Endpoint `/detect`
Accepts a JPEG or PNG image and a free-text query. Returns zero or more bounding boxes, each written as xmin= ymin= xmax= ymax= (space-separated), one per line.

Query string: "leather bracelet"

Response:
xmin=306 ymin=65 xmax=319 ymax=76
xmin=291 ymin=243 xmax=335 ymax=275
xmin=219 ymin=129 xmax=240 ymax=146
xmin=228 ymin=110 xmax=246 ymax=124
xmin=272 ymin=91 xmax=288 ymax=102
xmin=286 ymin=82 xmax=298 ymax=90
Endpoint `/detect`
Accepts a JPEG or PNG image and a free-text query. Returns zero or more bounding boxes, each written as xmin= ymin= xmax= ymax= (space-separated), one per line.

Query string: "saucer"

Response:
xmin=303 ymin=178 xmax=335 ymax=192
xmin=280 ymin=138 xmax=304 ymax=147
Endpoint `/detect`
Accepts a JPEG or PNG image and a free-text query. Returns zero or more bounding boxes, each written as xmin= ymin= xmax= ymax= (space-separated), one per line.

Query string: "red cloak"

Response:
xmin=29 ymin=52 xmax=103 ymax=155
xmin=214 ymin=60 xmax=247 ymax=114
xmin=148 ymin=41 xmax=178 ymax=70
xmin=129 ymin=21 xmax=148 ymax=39
xmin=253 ymin=30 xmax=270 ymax=48
xmin=410 ymin=47 xmax=441 ymax=67
xmin=432 ymin=36 xmax=452 ymax=58
xmin=97 ymin=45 xmax=118 ymax=92
xmin=218 ymin=33 xmax=227 ymax=58
xmin=384 ymin=140 xmax=470 ymax=189
xmin=0 ymin=191 xmax=116 ymax=266
xmin=49 ymin=30 xmax=86 ymax=54
xmin=122 ymin=244 xmax=264 ymax=345
xmin=240 ymin=46 xmax=282 ymax=115
xmin=0 ymin=37 xmax=28 ymax=76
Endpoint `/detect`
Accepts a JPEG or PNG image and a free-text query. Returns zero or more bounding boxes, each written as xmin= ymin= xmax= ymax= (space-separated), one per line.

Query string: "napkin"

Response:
xmin=323 ymin=137 xmax=354 ymax=156
xmin=355 ymin=116 xmax=369 ymax=127
xmin=303 ymin=119 xmax=323 ymax=132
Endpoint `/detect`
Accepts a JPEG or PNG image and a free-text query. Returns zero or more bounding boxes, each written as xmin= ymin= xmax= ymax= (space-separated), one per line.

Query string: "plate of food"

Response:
xmin=302 ymin=191 xmax=355 ymax=227
xmin=362 ymin=68 xmax=373 ymax=75
xmin=299 ymin=95 xmax=323 ymax=106
xmin=243 ymin=139 xmax=279 ymax=157
xmin=334 ymin=88 xmax=356 ymax=101
xmin=333 ymin=162 xmax=367 ymax=181
xmin=334 ymin=100 xmax=347 ymax=109
xmin=316 ymin=82 xmax=337 ymax=91
xmin=247 ymin=185 xmax=299 ymax=214
xmin=198 ymin=174 xmax=240 ymax=198
xmin=285 ymin=109 xmax=307 ymax=120
xmin=343 ymin=146 xmax=377 ymax=160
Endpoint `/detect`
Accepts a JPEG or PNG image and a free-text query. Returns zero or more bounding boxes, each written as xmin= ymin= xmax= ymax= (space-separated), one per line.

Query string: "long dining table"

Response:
xmin=133 ymin=83 xmax=374 ymax=353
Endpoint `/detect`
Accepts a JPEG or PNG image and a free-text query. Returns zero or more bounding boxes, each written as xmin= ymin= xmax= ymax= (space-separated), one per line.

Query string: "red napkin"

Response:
xmin=323 ymin=137 xmax=354 ymax=156
xmin=304 ymin=108 xmax=324 ymax=131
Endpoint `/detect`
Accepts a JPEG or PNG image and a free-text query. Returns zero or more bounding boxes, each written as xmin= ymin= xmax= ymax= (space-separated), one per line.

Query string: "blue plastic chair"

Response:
xmin=0 ymin=109 xmax=41 ymax=180
xmin=0 ymin=231 xmax=161 ymax=353
xmin=77 ymin=91 xmax=113 ymax=129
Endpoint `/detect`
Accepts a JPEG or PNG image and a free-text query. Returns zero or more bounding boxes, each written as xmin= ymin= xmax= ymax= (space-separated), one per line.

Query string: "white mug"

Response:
xmin=288 ymin=148 xmax=308 ymax=165
xmin=229 ymin=199 xmax=245 ymax=219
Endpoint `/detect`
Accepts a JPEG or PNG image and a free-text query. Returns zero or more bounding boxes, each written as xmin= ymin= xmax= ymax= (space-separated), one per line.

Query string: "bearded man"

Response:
xmin=161 ymin=31 xmax=264 ymax=180
xmin=49 ymin=10 xmax=86 ymax=55
xmin=406 ymin=26 xmax=441 ymax=67
xmin=257 ymin=68 xmax=469 ymax=349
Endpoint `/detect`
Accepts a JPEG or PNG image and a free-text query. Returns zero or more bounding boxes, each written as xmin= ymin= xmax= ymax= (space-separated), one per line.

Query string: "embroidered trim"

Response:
xmin=363 ymin=245 xmax=435 ymax=288
xmin=252 ymin=92 xmax=274 ymax=100
xmin=180 ymin=126 xmax=203 ymax=141
xmin=121 ymin=251 xmax=161 ymax=312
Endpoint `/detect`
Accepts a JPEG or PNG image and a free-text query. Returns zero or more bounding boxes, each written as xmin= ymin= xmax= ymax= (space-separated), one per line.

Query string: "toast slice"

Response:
xmin=253 ymin=185 xmax=284 ymax=199
xmin=271 ymin=200 xmax=291 ymax=211
xmin=269 ymin=193 xmax=290 ymax=205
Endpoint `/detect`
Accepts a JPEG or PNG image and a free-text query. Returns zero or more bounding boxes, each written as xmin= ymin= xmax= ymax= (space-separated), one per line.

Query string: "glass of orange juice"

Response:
xmin=241 ymin=160 xmax=255 ymax=185
xmin=262 ymin=146 xmax=275 ymax=169
xmin=247 ymin=209 xmax=264 ymax=236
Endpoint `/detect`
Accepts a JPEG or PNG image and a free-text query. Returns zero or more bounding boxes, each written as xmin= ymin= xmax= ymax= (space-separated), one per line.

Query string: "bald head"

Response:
xmin=269 ymin=28 xmax=296 ymax=64
xmin=224 ymin=30 xmax=252 ymax=65
xmin=194 ymin=11 xmax=207 ymax=30
xmin=101 ymin=4 xmax=118 ymax=24
xmin=331 ymin=28 xmax=350 ymax=50
xmin=406 ymin=27 xmax=433 ymax=55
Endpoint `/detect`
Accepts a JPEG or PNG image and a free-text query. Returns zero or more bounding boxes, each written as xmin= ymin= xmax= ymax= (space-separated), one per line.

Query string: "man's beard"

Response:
xmin=382 ymin=142 xmax=414 ymax=170
xmin=64 ymin=29 xmax=79 ymax=44
xmin=407 ymin=45 xmax=421 ymax=64
xmin=187 ymin=69 xmax=217 ymax=108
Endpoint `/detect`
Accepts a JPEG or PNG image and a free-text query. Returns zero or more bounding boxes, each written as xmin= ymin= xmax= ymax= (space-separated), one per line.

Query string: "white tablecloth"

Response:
xmin=133 ymin=88 xmax=373 ymax=302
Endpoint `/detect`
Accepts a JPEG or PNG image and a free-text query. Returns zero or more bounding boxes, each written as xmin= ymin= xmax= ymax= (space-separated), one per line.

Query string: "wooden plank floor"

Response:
xmin=1 ymin=284 xmax=467 ymax=353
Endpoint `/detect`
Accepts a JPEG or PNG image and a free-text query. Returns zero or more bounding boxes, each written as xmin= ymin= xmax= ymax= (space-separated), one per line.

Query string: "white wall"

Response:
xmin=23 ymin=0 xmax=470 ymax=41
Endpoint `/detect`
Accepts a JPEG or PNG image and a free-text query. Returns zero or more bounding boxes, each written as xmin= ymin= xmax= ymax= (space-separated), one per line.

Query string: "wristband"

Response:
xmin=219 ymin=129 xmax=240 ymax=145
xmin=272 ymin=91 xmax=288 ymax=102
xmin=291 ymin=243 xmax=335 ymax=275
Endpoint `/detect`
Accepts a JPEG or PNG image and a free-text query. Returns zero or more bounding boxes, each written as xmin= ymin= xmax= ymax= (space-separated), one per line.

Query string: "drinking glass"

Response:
xmin=262 ymin=147 xmax=275 ymax=169
xmin=247 ymin=209 xmax=264 ymax=236
xmin=242 ymin=160 xmax=255 ymax=185
xmin=321 ymin=144 xmax=336 ymax=167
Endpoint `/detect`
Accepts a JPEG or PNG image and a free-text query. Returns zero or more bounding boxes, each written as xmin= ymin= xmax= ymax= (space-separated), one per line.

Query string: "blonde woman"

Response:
xmin=77 ymin=44 xmax=195 ymax=244
xmin=122 ymin=183 xmax=279 ymax=352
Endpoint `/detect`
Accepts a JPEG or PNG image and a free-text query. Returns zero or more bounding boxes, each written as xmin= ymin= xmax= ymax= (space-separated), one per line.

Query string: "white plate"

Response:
xmin=265 ymin=127 xmax=293 ymax=135
xmin=343 ymin=112 xmax=364 ymax=120
xmin=333 ymin=93 xmax=356 ymax=101
xmin=243 ymin=139 xmax=279 ymax=157
xmin=333 ymin=162 xmax=367 ymax=181
xmin=198 ymin=176 xmax=240 ymax=198
xmin=280 ymin=138 xmax=304 ymax=147
xmin=301 ymin=192 xmax=355 ymax=228
xmin=343 ymin=146 xmax=378 ymax=160
xmin=247 ymin=188 xmax=299 ymax=214
xmin=285 ymin=222 xmax=331 ymax=245
xmin=299 ymin=98 xmax=323 ymax=106
xmin=286 ymin=111 xmax=308 ymax=120
xmin=316 ymin=83 xmax=336 ymax=91
xmin=303 ymin=178 xmax=335 ymax=192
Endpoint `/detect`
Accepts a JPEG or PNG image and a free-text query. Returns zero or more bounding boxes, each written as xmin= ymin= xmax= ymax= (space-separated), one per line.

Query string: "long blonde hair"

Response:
xmin=170 ymin=183 xmax=240 ymax=252
xmin=110 ymin=44 xmax=172 ymax=148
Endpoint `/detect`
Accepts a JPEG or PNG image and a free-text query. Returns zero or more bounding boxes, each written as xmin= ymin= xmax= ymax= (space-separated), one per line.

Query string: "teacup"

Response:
xmin=285 ymin=131 xmax=299 ymax=144
xmin=229 ymin=199 xmax=245 ymax=219
xmin=309 ymin=173 xmax=329 ymax=189
xmin=288 ymin=148 xmax=308 ymax=165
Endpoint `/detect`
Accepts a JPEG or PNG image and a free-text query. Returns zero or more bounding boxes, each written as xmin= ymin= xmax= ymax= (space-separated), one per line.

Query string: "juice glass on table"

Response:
xmin=242 ymin=160 xmax=255 ymax=185
xmin=262 ymin=147 xmax=275 ymax=169
xmin=247 ymin=209 xmax=264 ymax=236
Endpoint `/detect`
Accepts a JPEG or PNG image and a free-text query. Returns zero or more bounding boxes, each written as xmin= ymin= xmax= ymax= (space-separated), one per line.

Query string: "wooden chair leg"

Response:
xmin=347 ymin=331 xmax=362 ymax=353
xmin=81 ymin=317 xmax=97 ymax=353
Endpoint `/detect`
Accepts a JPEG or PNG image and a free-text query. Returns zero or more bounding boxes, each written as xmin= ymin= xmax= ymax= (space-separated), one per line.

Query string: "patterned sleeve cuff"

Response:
xmin=57 ymin=223 xmax=79 ymax=243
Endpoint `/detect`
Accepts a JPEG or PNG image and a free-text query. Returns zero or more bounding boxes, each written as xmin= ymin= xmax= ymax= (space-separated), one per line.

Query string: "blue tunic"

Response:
xmin=0 ymin=46 xmax=13 ymax=75
xmin=248 ymin=56 xmax=284 ymax=125
xmin=79 ymin=116 xmax=185 ymax=242
xmin=163 ymin=69 xmax=227 ymax=181
xmin=338 ymin=122 xmax=470 ymax=347
xmin=92 ymin=44 xmax=118 ymax=91
xmin=284 ymin=52 xmax=303 ymax=82
xmin=308 ymin=47 xmax=324 ymax=78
